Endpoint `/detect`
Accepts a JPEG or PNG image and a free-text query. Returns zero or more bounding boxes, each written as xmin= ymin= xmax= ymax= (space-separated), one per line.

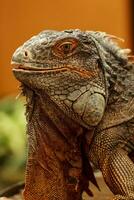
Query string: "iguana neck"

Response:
xmin=23 ymin=90 xmax=89 ymax=200
xmin=105 ymin=55 xmax=133 ymax=104
xmin=97 ymin=60 xmax=134 ymax=131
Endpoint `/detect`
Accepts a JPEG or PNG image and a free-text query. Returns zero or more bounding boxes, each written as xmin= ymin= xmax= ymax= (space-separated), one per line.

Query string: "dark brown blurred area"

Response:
xmin=0 ymin=0 xmax=133 ymax=97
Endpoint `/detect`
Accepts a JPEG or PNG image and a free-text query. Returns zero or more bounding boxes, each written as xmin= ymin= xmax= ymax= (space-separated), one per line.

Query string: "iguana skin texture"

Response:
xmin=11 ymin=29 xmax=134 ymax=200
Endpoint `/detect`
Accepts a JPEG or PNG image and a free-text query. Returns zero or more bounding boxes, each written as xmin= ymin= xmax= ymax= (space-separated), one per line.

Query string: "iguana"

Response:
xmin=11 ymin=29 xmax=134 ymax=200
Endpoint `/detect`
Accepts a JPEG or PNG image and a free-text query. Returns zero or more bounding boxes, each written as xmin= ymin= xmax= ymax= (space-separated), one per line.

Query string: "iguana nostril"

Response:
xmin=24 ymin=50 xmax=28 ymax=57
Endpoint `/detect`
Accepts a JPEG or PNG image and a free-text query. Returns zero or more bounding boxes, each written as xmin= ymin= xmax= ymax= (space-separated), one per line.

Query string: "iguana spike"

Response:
xmin=104 ymin=63 xmax=113 ymax=74
xmin=127 ymin=55 xmax=134 ymax=62
xmin=15 ymin=91 xmax=23 ymax=99
xmin=106 ymin=34 xmax=125 ymax=42
xmin=118 ymin=48 xmax=131 ymax=55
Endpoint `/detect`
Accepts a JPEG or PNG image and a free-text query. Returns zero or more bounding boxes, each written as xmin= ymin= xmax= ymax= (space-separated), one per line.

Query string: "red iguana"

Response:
xmin=11 ymin=29 xmax=134 ymax=200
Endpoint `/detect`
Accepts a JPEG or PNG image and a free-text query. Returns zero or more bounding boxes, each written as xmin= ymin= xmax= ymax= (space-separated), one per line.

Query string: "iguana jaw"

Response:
xmin=12 ymin=61 xmax=106 ymax=128
xmin=12 ymin=62 xmax=97 ymax=78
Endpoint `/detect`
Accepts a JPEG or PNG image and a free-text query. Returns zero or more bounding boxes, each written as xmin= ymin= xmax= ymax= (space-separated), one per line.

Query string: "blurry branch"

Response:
xmin=0 ymin=181 xmax=24 ymax=197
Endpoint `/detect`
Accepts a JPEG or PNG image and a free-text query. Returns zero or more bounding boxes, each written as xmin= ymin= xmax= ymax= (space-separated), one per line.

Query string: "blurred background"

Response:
xmin=0 ymin=0 xmax=133 ymax=190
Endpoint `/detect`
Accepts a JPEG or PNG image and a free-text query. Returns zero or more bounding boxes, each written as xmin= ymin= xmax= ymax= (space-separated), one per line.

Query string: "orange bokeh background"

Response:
xmin=0 ymin=0 xmax=132 ymax=97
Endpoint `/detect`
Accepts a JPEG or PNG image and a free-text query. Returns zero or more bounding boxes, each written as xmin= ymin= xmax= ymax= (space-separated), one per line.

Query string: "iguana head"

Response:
xmin=12 ymin=29 xmax=128 ymax=128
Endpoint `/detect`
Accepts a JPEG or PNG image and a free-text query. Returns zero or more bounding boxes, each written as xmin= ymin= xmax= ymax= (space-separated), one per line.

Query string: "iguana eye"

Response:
xmin=53 ymin=38 xmax=78 ymax=57
xmin=59 ymin=42 xmax=74 ymax=54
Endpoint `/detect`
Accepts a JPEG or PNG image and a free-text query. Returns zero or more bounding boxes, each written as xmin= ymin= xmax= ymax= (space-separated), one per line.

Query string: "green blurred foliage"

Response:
xmin=0 ymin=97 xmax=26 ymax=187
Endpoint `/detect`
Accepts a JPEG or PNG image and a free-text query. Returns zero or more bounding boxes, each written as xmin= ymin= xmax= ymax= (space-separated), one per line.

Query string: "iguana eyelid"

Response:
xmin=53 ymin=38 xmax=78 ymax=57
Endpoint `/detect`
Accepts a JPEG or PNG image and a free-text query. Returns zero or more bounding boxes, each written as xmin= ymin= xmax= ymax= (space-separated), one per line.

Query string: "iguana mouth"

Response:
xmin=12 ymin=62 xmax=97 ymax=78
